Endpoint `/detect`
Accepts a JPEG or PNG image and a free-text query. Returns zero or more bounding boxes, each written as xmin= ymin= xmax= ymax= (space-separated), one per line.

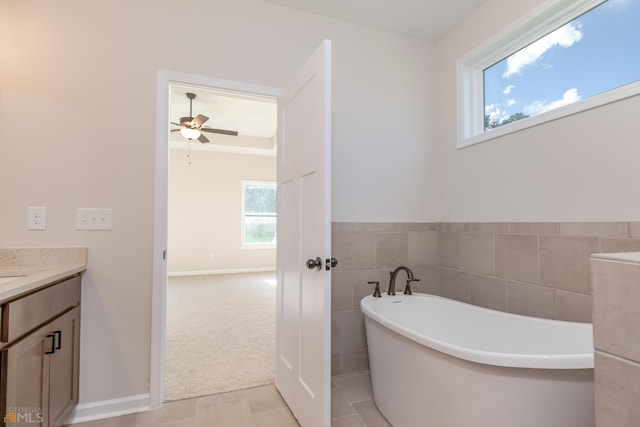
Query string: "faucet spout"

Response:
xmin=388 ymin=265 xmax=415 ymax=296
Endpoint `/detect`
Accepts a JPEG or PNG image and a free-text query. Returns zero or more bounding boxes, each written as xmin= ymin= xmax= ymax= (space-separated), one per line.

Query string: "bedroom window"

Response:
xmin=241 ymin=181 xmax=277 ymax=249
xmin=458 ymin=0 xmax=640 ymax=147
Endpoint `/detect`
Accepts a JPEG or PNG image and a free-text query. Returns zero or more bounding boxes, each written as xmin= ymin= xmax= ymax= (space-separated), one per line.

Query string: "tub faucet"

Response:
xmin=388 ymin=266 xmax=420 ymax=296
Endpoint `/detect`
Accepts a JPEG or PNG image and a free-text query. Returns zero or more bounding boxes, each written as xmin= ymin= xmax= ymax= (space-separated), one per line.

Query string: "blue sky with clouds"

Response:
xmin=484 ymin=0 xmax=639 ymax=126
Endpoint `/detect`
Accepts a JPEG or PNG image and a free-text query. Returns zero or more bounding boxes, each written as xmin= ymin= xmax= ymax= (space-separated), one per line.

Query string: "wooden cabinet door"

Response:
xmin=1 ymin=323 xmax=50 ymax=426
xmin=48 ymin=307 xmax=80 ymax=427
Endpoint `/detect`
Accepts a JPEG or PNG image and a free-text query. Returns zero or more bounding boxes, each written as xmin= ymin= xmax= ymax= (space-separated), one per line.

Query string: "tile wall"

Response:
xmin=331 ymin=221 xmax=640 ymax=375
xmin=591 ymin=253 xmax=640 ymax=426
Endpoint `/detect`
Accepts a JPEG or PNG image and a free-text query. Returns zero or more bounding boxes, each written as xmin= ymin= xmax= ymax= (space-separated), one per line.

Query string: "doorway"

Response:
xmin=165 ymin=82 xmax=277 ymax=401
xmin=151 ymin=72 xmax=280 ymax=406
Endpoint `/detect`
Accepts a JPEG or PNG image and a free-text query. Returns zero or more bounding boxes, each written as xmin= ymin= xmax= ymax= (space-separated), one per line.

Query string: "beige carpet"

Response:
xmin=164 ymin=272 xmax=276 ymax=401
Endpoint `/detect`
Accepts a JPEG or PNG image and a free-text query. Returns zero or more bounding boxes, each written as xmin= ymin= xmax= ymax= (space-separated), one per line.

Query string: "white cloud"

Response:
xmin=523 ymin=88 xmax=582 ymax=116
xmin=503 ymin=85 xmax=515 ymax=95
xmin=485 ymin=104 xmax=507 ymax=123
xmin=503 ymin=22 xmax=583 ymax=77
xmin=506 ymin=98 xmax=516 ymax=107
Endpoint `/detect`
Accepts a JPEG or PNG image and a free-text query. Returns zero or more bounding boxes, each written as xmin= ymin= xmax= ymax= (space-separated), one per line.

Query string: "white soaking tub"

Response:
xmin=361 ymin=293 xmax=594 ymax=427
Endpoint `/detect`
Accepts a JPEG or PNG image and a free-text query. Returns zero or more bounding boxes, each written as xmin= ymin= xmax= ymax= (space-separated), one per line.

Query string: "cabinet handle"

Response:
xmin=45 ymin=334 xmax=56 ymax=354
xmin=53 ymin=330 xmax=62 ymax=350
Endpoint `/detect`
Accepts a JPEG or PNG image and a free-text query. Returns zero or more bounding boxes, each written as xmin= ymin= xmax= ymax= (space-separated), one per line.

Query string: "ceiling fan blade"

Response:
xmin=192 ymin=114 xmax=209 ymax=127
xmin=198 ymin=133 xmax=210 ymax=143
xmin=179 ymin=116 xmax=194 ymax=126
xmin=200 ymin=128 xmax=239 ymax=136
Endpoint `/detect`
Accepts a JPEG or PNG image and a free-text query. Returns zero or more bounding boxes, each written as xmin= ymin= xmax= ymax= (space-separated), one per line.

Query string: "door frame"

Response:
xmin=151 ymin=70 xmax=281 ymax=407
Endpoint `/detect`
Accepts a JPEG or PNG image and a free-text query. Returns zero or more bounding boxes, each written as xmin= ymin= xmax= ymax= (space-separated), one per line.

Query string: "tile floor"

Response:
xmin=331 ymin=371 xmax=390 ymax=427
xmin=66 ymin=371 xmax=389 ymax=427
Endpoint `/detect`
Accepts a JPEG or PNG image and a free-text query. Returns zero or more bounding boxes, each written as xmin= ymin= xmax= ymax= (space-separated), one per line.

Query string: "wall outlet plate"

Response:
xmin=27 ymin=206 xmax=46 ymax=230
xmin=76 ymin=208 xmax=112 ymax=230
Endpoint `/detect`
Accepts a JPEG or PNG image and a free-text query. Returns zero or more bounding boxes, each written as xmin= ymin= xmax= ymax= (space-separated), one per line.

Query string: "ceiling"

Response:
xmin=260 ymin=0 xmax=489 ymax=40
xmin=170 ymin=84 xmax=277 ymax=156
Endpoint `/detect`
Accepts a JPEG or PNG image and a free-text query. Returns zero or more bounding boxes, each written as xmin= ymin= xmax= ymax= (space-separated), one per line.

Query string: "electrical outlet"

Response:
xmin=27 ymin=206 xmax=47 ymax=230
xmin=76 ymin=208 xmax=112 ymax=230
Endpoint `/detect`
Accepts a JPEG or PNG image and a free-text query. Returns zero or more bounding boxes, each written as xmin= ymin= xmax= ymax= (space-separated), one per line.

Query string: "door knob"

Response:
xmin=306 ymin=257 xmax=322 ymax=270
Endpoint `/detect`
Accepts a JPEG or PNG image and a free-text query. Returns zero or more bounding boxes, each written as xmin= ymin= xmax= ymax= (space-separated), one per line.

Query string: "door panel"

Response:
xmin=275 ymin=39 xmax=332 ymax=427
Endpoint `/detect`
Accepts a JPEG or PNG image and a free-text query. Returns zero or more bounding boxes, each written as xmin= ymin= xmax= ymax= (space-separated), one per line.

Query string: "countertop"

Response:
xmin=0 ymin=247 xmax=87 ymax=303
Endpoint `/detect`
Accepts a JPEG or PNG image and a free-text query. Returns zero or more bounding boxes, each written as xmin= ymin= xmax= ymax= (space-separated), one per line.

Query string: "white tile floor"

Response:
xmin=67 ymin=371 xmax=389 ymax=427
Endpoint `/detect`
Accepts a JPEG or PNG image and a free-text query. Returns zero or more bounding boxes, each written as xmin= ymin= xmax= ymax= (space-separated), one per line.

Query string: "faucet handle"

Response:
xmin=404 ymin=278 xmax=420 ymax=295
xmin=368 ymin=281 xmax=382 ymax=297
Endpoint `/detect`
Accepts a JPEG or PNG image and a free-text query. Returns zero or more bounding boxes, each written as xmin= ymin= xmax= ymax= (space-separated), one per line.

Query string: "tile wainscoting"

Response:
xmin=591 ymin=253 xmax=640 ymax=426
xmin=330 ymin=221 xmax=640 ymax=375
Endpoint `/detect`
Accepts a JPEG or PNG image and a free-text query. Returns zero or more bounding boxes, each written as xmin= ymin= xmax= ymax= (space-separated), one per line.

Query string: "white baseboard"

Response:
xmin=168 ymin=267 xmax=275 ymax=277
xmin=65 ymin=393 xmax=151 ymax=424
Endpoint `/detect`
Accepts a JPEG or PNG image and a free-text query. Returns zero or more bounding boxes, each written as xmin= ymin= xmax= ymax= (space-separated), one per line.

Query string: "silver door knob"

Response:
xmin=306 ymin=257 xmax=322 ymax=270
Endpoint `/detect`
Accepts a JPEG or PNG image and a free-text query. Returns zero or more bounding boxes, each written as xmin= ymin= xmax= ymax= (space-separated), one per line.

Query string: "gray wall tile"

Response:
xmin=507 ymin=222 xmax=559 ymax=235
xmin=592 ymin=258 xmax=640 ymax=362
xmin=540 ymin=236 xmax=599 ymax=294
xmin=440 ymin=268 xmax=470 ymax=303
xmin=560 ymin=222 xmax=627 ymax=237
xmin=470 ymin=222 xmax=508 ymax=233
xmin=438 ymin=231 xmax=460 ymax=269
xmin=439 ymin=223 xmax=471 ymax=232
xmin=495 ymin=234 xmax=539 ymax=284
xmin=470 ymin=274 xmax=507 ymax=311
xmin=413 ymin=265 xmax=442 ymax=296
xmin=332 ymin=271 xmax=354 ymax=312
xmin=460 ymin=232 xmax=495 ymax=276
xmin=332 ymin=230 xmax=375 ymax=271
xmin=507 ymin=281 xmax=556 ymax=319
xmin=408 ymin=230 xmax=439 ymax=267
xmin=338 ymin=349 xmax=369 ymax=374
xmin=375 ymin=232 xmax=408 ymax=269
xmin=556 ymin=290 xmax=593 ymax=323
xmin=331 ymin=311 xmax=366 ymax=353
xmin=595 ymin=352 xmax=640 ymax=426
xmin=600 ymin=238 xmax=640 ymax=253
xmin=333 ymin=222 xmax=367 ymax=232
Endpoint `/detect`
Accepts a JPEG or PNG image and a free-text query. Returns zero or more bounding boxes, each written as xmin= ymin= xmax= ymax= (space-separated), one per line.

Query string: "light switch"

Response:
xmin=76 ymin=208 xmax=112 ymax=230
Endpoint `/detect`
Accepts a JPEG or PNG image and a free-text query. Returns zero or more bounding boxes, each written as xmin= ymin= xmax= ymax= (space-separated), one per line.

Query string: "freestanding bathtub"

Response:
xmin=361 ymin=293 xmax=594 ymax=427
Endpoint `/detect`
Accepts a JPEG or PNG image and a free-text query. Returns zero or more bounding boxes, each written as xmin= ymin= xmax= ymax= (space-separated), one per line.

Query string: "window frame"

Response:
xmin=457 ymin=0 xmax=640 ymax=148
xmin=240 ymin=180 xmax=277 ymax=250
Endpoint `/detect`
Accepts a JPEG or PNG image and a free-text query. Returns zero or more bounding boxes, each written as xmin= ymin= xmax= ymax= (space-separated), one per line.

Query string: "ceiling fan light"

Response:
xmin=180 ymin=127 xmax=201 ymax=140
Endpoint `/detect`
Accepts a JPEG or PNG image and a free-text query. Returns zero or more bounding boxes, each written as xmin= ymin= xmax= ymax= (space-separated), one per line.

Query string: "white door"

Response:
xmin=275 ymin=40 xmax=332 ymax=427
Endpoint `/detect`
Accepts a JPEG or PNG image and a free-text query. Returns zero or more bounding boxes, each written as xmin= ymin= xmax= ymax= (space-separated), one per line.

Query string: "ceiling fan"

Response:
xmin=171 ymin=92 xmax=239 ymax=143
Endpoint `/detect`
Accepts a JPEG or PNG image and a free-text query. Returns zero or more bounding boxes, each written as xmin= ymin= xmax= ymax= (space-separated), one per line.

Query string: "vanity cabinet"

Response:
xmin=0 ymin=275 xmax=81 ymax=427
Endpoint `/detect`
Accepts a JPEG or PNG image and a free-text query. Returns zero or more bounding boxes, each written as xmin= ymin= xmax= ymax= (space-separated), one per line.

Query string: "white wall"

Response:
xmin=434 ymin=0 xmax=640 ymax=221
xmin=168 ymin=148 xmax=276 ymax=273
xmin=0 ymin=0 xmax=435 ymax=407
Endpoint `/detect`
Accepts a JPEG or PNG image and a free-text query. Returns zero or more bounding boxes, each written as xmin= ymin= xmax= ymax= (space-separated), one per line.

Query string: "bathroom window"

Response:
xmin=458 ymin=0 xmax=640 ymax=147
xmin=241 ymin=181 xmax=277 ymax=249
